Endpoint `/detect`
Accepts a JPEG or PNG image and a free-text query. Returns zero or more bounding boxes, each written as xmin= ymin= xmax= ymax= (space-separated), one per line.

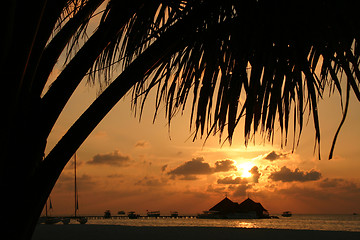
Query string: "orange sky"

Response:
xmin=43 ymin=5 xmax=360 ymax=216
xmin=44 ymin=74 xmax=360 ymax=216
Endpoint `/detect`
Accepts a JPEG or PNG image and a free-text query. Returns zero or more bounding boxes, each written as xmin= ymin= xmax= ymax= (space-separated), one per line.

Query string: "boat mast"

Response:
xmin=74 ymin=153 xmax=78 ymax=217
xmin=45 ymin=200 xmax=48 ymax=217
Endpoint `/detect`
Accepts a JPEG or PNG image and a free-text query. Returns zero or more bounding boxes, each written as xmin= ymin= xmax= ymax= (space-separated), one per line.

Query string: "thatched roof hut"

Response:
xmin=204 ymin=197 xmax=269 ymax=219
xmin=209 ymin=197 xmax=238 ymax=213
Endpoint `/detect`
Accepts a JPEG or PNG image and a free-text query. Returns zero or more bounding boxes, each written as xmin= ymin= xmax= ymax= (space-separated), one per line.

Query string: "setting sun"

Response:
xmin=237 ymin=161 xmax=255 ymax=178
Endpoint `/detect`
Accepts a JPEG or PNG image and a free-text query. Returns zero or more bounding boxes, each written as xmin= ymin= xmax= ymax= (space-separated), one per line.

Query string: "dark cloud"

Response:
xmin=276 ymin=182 xmax=360 ymax=204
xmin=107 ymin=174 xmax=123 ymax=178
xmin=183 ymin=190 xmax=208 ymax=199
xmin=207 ymin=184 xmax=226 ymax=193
xmin=161 ymin=164 xmax=168 ymax=172
xmin=269 ymin=166 xmax=321 ymax=182
xmin=168 ymin=157 xmax=236 ymax=180
xmin=180 ymin=175 xmax=199 ymax=181
xmin=57 ymin=173 xmax=95 ymax=191
xmin=318 ymin=178 xmax=360 ymax=193
xmin=217 ymin=176 xmax=248 ymax=185
xmin=264 ymin=151 xmax=288 ymax=161
xmin=277 ymin=185 xmax=329 ymax=200
xmin=214 ymin=159 xmax=237 ymax=172
xmin=167 ymin=157 xmax=213 ymax=177
xmin=134 ymin=176 xmax=167 ymax=187
xmin=318 ymin=178 xmax=346 ymax=188
xmin=66 ymin=159 xmax=84 ymax=169
xmin=88 ymin=150 xmax=131 ymax=167
xmin=250 ymin=166 xmax=261 ymax=183
xmin=134 ymin=140 xmax=149 ymax=148
xmin=230 ymin=184 xmax=250 ymax=197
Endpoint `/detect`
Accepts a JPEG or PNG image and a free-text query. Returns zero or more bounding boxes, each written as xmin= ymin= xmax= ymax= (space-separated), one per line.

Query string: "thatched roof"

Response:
xmin=209 ymin=197 xmax=239 ymax=213
xmin=237 ymin=197 xmax=268 ymax=213
xmin=209 ymin=197 xmax=268 ymax=214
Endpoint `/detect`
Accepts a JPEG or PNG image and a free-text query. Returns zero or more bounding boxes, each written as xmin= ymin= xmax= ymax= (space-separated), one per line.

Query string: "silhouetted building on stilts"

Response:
xmin=198 ymin=197 xmax=269 ymax=219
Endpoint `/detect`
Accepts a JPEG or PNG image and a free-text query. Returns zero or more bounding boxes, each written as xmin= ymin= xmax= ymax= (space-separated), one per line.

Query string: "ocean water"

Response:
xmin=80 ymin=214 xmax=360 ymax=232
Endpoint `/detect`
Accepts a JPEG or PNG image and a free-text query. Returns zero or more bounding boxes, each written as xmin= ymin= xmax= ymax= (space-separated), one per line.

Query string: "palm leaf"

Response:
xmin=87 ymin=0 xmax=360 ymax=159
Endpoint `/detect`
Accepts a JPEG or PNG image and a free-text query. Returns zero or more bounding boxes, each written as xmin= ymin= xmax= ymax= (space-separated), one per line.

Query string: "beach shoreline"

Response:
xmin=33 ymin=224 xmax=360 ymax=240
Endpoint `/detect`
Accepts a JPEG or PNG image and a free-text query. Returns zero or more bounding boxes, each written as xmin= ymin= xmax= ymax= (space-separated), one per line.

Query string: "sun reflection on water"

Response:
xmin=234 ymin=221 xmax=257 ymax=229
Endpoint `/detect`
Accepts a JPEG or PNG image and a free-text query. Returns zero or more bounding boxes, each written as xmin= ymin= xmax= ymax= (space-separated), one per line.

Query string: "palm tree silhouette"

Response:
xmin=1 ymin=1 xmax=359 ymax=239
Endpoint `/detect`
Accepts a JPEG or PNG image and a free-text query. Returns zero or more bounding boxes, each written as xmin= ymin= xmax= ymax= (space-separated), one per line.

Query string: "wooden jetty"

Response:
xmin=85 ymin=215 xmax=197 ymax=220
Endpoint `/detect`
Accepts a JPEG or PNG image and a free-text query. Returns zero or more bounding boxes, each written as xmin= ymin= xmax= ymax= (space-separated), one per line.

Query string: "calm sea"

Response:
xmin=80 ymin=214 xmax=360 ymax=232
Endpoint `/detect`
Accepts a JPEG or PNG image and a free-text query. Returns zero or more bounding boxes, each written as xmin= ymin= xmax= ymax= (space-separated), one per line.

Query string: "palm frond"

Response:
xmin=128 ymin=0 xmax=360 ymax=159
xmin=88 ymin=0 xmax=187 ymax=89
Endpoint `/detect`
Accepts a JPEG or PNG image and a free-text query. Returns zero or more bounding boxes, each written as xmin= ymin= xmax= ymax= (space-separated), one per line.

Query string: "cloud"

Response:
xmin=88 ymin=150 xmax=131 ymax=167
xmin=318 ymin=178 xmax=346 ymax=188
xmin=275 ymin=182 xmax=359 ymax=202
xmin=214 ymin=159 xmax=237 ymax=172
xmin=269 ymin=166 xmax=321 ymax=182
xmin=57 ymin=173 xmax=95 ymax=191
xmin=250 ymin=166 xmax=261 ymax=183
xmin=318 ymin=178 xmax=360 ymax=192
xmin=134 ymin=176 xmax=167 ymax=187
xmin=207 ymin=184 xmax=226 ymax=193
xmin=230 ymin=184 xmax=250 ymax=197
xmin=264 ymin=151 xmax=288 ymax=161
xmin=134 ymin=140 xmax=150 ymax=148
xmin=107 ymin=174 xmax=123 ymax=178
xmin=168 ymin=158 xmax=237 ymax=179
xmin=161 ymin=164 xmax=168 ymax=172
xmin=217 ymin=176 xmax=248 ymax=185
xmin=179 ymin=175 xmax=199 ymax=181
xmin=167 ymin=157 xmax=213 ymax=177
xmin=277 ymin=185 xmax=330 ymax=200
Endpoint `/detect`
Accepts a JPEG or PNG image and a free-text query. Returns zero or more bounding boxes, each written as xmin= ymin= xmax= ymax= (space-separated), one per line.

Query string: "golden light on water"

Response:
xmin=235 ymin=221 xmax=257 ymax=229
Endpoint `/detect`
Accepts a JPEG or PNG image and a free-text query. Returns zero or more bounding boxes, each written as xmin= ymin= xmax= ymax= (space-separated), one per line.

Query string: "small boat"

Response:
xmin=42 ymin=197 xmax=61 ymax=224
xmin=282 ymin=211 xmax=292 ymax=217
xmin=104 ymin=210 xmax=112 ymax=219
xmin=128 ymin=211 xmax=139 ymax=219
xmin=77 ymin=217 xmax=88 ymax=224
xmin=118 ymin=210 xmax=125 ymax=215
xmin=61 ymin=217 xmax=70 ymax=224
xmin=147 ymin=210 xmax=160 ymax=217
xmin=44 ymin=216 xmax=61 ymax=224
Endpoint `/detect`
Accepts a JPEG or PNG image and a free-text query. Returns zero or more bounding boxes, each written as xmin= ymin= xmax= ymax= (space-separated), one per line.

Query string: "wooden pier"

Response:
xmin=85 ymin=215 xmax=197 ymax=220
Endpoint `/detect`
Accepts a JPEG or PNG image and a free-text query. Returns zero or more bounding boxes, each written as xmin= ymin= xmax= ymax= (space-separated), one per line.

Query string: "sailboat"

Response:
xmin=73 ymin=153 xmax=88 ymax=224
xmin=42 ymin=197 xmax=61 ymax=224
xmin=39 ymin=155 xmax=62 ymax=224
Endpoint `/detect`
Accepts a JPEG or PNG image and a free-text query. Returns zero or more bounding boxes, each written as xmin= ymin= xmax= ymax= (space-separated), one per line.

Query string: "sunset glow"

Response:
xmin=237 ymin=161 xmax=255 ymax=178
xmin=7 ymin=2 xmax=360 ymax=238
xmin=43 ymin=75 xmax=360 ymax=216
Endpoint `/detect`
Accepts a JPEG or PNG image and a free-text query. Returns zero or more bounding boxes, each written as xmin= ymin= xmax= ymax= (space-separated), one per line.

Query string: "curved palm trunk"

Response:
xmin=1 ymin=1 xmax=143 ymax=239
xmin=2 ymin=8 xmax=191 ymax=240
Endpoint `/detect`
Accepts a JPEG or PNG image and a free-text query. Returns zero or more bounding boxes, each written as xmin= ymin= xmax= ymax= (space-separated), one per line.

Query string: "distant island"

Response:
xmin=198 ymin=197 xmax=270 ymax=219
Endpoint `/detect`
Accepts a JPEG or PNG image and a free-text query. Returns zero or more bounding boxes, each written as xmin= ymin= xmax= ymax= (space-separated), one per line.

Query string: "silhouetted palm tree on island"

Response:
xmin=1 ymin=1 xmax=359 ymax=239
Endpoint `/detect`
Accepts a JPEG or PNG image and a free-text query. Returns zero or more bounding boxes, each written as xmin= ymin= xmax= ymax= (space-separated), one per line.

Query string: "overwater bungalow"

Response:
xmin=198 ymin=197 xmax=269 ymax=219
